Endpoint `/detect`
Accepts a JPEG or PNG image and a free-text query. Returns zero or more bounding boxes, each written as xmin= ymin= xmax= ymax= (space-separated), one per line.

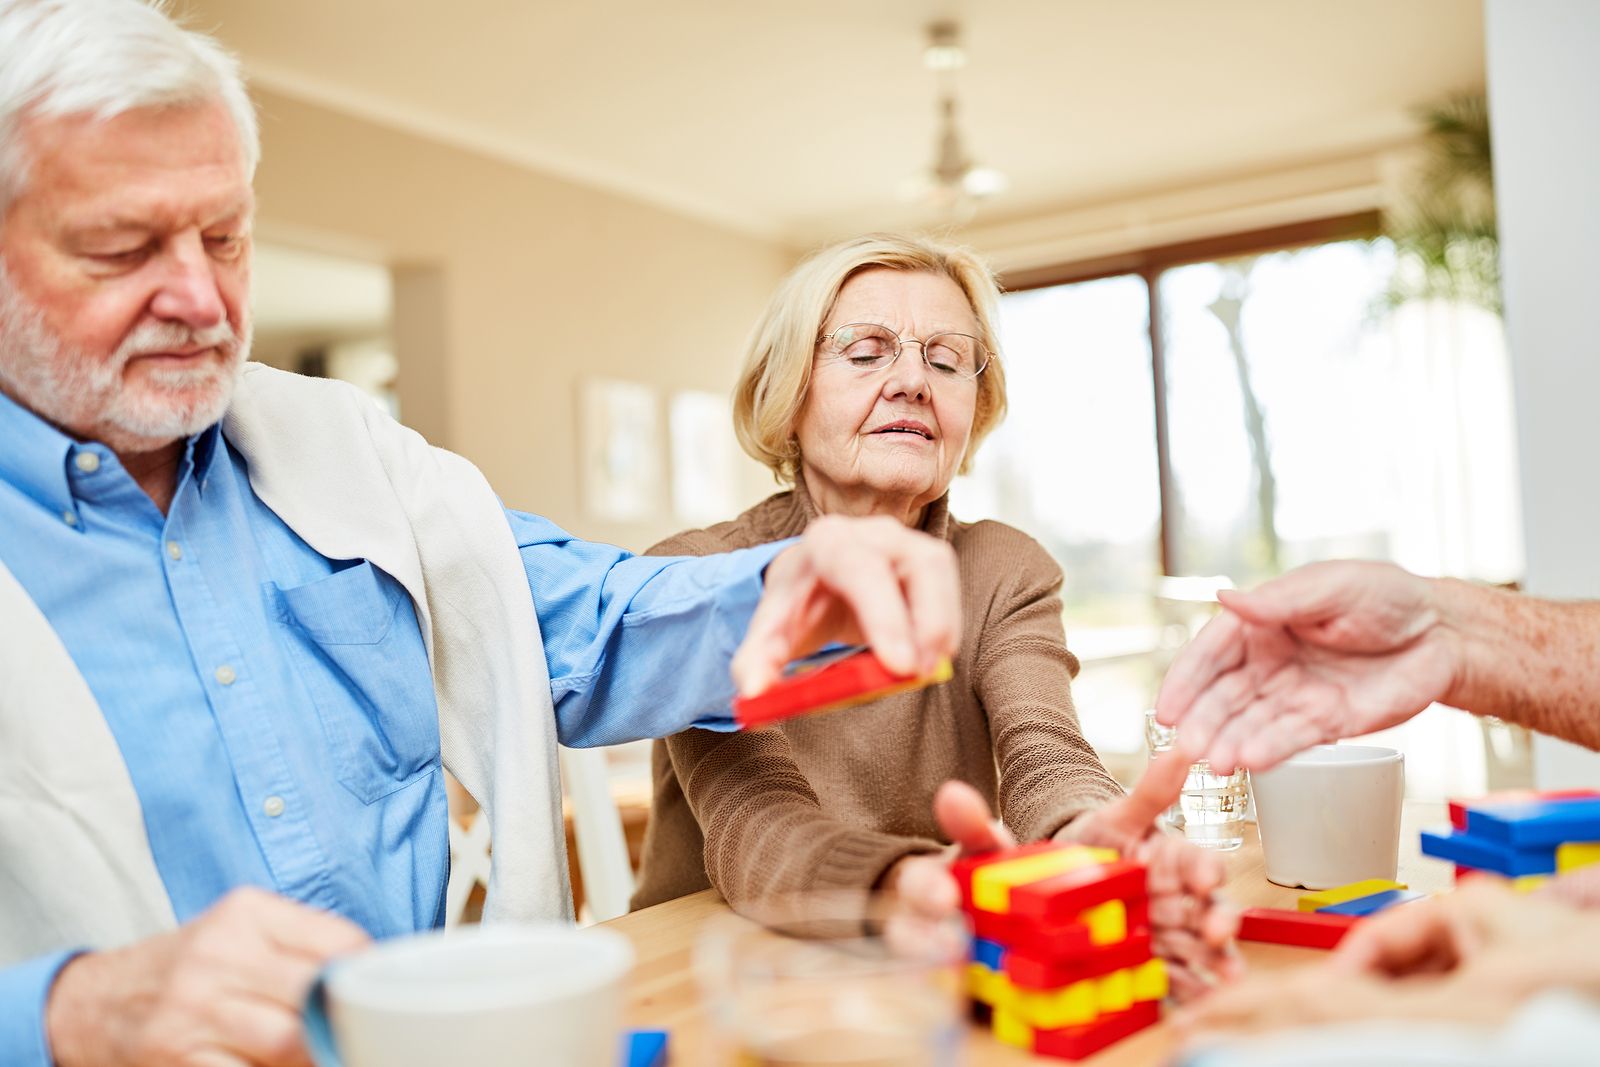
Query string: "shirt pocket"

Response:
xmin=268 ymin=561 xmax=441 ymax=803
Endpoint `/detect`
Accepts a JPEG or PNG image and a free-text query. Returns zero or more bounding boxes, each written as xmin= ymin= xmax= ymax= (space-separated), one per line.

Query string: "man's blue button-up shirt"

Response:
xmin=0 ymin=389 xmax=779 ymax=1065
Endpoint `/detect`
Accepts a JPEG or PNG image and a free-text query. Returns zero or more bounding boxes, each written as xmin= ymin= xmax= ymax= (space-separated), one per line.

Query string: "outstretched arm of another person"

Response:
xmin=1154 ymin=560 xmax=1600 ymax=772
xmin=510 ymin=510 xmax=959 ymax=747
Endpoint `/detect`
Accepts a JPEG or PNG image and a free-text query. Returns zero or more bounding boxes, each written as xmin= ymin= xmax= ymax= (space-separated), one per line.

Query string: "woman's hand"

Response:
xmin=734 ymin=515 xmax=960 ymax=696
xmin=1055 ymin=752 xmax=1241 ymax=1000
xmin=882 ymin=757 xmax=1241 ymax=1002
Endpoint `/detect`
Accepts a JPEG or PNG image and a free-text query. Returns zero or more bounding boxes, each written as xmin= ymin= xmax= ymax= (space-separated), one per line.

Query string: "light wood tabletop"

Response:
xmin=603 ymin=801 xmax=1451 ymax=1065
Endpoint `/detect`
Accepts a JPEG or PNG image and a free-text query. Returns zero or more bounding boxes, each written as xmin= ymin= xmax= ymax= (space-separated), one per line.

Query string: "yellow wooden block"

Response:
xmin=1012 ymin=979 xmax=1098 ymax=1030
xmin=971 ymin=846 xmax=1117 ymax=913
xmin=1297 ymin=879 xmax=1408 ymax=912
xmin=1082 ymin=898 xmax=1127 ymax=945
xmin=1096 ymin=968 xmax=1134 ymax=1013
xmin=1511 ymin=874 xmax=1548 ymax=894
xmin=993 ymin=1009 xmax=1033 ymax=1050
xmin=1132 ymin=958 xmax=1168 ymax=1002
xmin=967 ymin=964 xmax=1017 ymax=1008
xmin=1558 ymin=842 xmax=1600 ymax=873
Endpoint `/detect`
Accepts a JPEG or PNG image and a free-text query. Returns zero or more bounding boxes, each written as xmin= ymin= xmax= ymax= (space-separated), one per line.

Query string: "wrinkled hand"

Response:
xmin=882 ymin=754 xmax=1240 ymax=1002
xmin=1155 ymin=560 xmax=1459 ymax=772
xmin=1056 ymin=752 xmax=1241 ymax=999
xmin=733 ymin=514 xmax=960 ymax=697
xmin=1176 ymin=880 xmax=1600 ymax=1043
xmin=46 ymin=887 xmax=371 ymax=1067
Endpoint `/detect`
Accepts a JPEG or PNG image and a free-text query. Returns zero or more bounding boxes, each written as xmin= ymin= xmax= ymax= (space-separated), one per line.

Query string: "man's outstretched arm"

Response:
xmin=510 ymin=511 xmax=960 ymax=747
xmin=1155 ymin=560 xmax=1600 ymax=772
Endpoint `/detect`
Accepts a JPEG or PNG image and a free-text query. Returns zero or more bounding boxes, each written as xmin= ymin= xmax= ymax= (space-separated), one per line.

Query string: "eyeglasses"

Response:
xmin=817 ymin=322 xmax=990 ymax=382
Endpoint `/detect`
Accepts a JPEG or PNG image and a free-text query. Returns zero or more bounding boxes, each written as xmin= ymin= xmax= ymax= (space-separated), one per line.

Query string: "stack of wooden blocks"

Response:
xmin=955 ymin=842 xmax=1167 ymax=1060
xmin=1422 ymin=789 xmax=1600 ymax=888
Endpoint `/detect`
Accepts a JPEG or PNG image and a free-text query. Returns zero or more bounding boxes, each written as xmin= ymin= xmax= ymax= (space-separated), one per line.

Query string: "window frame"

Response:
xmin=997 ymin=211 xmax=1384 ymax=575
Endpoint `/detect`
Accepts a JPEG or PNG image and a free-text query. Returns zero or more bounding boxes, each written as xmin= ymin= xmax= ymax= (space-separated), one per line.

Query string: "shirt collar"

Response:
xmin=0 ymin=388 xmax=78 ymax=517
xmin=0 ymin=388 xmax=224 ymax=513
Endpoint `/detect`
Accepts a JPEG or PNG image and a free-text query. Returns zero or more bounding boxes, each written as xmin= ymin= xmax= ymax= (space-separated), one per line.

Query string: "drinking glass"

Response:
xmin=1142 ymin=709 xmax=1247 ymax=851
xmin=695 ymin=893 xmax=966 ymax=1066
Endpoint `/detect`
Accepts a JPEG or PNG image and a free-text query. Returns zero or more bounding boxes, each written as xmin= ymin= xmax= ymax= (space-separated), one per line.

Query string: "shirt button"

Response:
xmin=73 ymin=452 xmax=100 ymax=474
xmin=262 ymin=796 xmax=286 ymax=818
xmin=166 ymin=541 xmax=183 ymax=561
xmin=61 ymin=510 xmax=78 ymax=527
xmin=214 ymin=665 xmax=237 ymax=686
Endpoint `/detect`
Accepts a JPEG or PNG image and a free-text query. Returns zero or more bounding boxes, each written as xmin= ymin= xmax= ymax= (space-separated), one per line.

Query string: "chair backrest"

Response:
xmin=558 ymin=745 xmax=636 ymax=923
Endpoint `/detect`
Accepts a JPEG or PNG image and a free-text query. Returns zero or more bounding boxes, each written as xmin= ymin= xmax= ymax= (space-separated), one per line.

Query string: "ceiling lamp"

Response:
xmin=900 ymin=20 xmax=1008 ymax=209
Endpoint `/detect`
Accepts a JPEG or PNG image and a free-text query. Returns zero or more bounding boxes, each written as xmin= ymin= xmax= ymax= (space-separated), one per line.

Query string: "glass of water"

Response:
xmin=1143 ymin=709 xmax=1247 ymax=851
xmin=695 ymin=893 xmax=966 ymax=1067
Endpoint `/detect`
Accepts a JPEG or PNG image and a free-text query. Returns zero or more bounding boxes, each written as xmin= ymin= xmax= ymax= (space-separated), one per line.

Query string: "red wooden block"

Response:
xmin=953 ymin=842 xmax=1065 ymax=914
xmin=1005 ymin=930 xmax=1153 ymax=991
xmin=1448 ymin=788 xmax=1600 ymax=832
xmin=1030 ymin=999 xmax=1160 ymax=1060
xmin=732 ymin=647 xmax=951 ymax=728
xmin=1237 ymin=907 xmax=1360 ymax=950
xmin=1009 ymin=860 xmax=1146 ymax=924
xmin=970 ymin=909 xmax=1094 ymax=961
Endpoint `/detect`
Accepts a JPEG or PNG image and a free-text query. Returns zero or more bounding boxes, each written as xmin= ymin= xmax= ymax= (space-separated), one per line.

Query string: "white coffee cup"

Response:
xmin=1249 ymin=744 xmax=1405 ymax=890
xmin=319 ymin=924 xmax=634 ymax=1067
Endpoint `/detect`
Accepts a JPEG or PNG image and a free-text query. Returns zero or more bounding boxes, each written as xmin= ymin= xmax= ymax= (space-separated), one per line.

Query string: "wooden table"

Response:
xmin=603 ymin=802 xmax=1449 ymax=1064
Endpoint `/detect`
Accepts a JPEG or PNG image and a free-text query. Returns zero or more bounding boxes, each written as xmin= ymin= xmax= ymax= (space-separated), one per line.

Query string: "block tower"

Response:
xmin=954 ymin=842 xmax=1166 ymax=1060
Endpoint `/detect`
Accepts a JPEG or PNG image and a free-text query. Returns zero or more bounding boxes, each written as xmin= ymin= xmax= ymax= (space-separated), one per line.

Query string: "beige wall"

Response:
xmin=249 ymin=89 xmax=791 ymax=551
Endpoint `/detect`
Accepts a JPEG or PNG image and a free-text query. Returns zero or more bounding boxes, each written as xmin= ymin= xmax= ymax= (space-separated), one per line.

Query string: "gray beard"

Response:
xmin=0 ymin=260 xmax=251 ymax=453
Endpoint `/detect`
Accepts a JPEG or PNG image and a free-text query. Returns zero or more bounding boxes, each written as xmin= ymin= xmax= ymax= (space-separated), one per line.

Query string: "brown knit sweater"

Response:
xmin=629 ymin=479 xmax=1124 ymax=911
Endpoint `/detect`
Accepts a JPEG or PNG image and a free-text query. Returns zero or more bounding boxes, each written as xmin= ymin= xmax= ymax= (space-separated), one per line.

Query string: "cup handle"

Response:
xmin=302 ymin=972 xmax=344 ymax=1067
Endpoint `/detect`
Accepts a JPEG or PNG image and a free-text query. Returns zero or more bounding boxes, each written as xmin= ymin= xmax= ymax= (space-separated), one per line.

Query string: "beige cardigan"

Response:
xmin=0 ymin=364 xmax=570 ymax=966
xmin=631 ymin=479 xmax=1123 ymax=911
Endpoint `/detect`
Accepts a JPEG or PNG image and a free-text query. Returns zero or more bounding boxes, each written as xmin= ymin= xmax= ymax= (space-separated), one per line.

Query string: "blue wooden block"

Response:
xmin=621 ymin=1029 xmax=668 ymax=1067
xmin=1316 ymin=889 xmax=1425 ymax=916
xmin=1420 ymin=829 xmax=1557 ymax=877
xmin=972 ymin=936 xmax=1006 ymax=972
xmin=1464 ymin=797 xmax=1600 ymax=848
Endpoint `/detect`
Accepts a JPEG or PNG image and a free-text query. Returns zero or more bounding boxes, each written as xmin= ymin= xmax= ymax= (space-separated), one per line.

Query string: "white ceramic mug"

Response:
xmin=312 ymin=924 xmax=634 ymax=1067
xmin=1249 ymin=744 xmax=1405 ymax=890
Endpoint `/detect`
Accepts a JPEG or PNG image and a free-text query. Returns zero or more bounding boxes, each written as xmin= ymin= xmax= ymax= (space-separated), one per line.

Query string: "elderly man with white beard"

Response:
xmin=0 ymin=2 xmax=968 ymax=1064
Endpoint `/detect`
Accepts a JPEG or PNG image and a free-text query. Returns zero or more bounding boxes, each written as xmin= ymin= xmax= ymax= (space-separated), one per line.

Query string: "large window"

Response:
xmin=951 ymin=215 xmax=1521 ymax=791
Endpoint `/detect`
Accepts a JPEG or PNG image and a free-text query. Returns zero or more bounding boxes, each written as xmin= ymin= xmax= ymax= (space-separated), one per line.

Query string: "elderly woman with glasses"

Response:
xmin=631 ymin=234 xmax=1237 ymax=996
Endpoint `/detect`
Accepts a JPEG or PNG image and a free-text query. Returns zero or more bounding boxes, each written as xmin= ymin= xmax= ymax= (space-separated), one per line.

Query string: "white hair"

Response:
xmin=0 ymin=0 xmax=258 ymax=216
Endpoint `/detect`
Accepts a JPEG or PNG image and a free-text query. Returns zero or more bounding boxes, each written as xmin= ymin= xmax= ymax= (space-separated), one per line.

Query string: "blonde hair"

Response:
xmin=733 ymin=233 xmax=1008 ymax=483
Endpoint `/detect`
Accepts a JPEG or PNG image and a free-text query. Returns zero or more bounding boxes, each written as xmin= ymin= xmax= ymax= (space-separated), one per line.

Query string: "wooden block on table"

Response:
xmin=1005 ymin=931 xmax=1153 ymax=991
xmin=1449 ymin=788 xmax=1600 ymax=832
xmin=1009 ymin=860 xmax=1146 ymax=925
xmin=621 ymin=1029 xmax=668 ymax=1067
xmin=1009 ymin=978 xmax=1100 ymax=1030
xmin=1237 ymin=907 xmax=1360 ymax=950
xmin=1297 ymin=879 xmax=1407 ymax=912
xmin=1420 ymin=829 xmax=1558 ymax=877
xmin=1130 ymin=958 xmax=1168 ymax=1002
xmin=1316 ymin=889 xmax=1425 ymax=917
xmin=970 ymin=846 xmax=1118 ymax=914
xmin=1558 ymin=841 xmax=1600 ymax=873
xmin=1031 ymin=1000 xmax=1161 ymax=1061
xmin=1464 ymin=797 xmax=1600 ymax=848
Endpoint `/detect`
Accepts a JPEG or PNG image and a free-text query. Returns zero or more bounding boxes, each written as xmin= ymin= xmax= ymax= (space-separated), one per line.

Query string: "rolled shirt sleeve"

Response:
xmin=507 ymin=509 xmax=790 ymax=747
xmin=0 ymin=950 xmax=81 ymax=1067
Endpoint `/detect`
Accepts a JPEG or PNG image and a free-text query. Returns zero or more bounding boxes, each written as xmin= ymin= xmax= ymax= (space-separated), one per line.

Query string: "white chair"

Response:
xmin=558 ymin=745 xmax=636 ymax=924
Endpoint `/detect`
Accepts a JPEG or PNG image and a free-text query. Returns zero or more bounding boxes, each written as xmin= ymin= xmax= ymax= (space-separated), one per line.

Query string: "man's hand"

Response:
xmin=46 ymin=887 xmax=370 ymax=1067
xmin=733 ymin=515 xmax=960 ymax=696
xmin=1176 ymin=881 xmax=1600 ymax=1042
xmin=1056 ymin=752 xmax=1240 ymax=999
xmin=1154 ymin=560 xmax=1460 ymax=773
xmin=881 ymin=756 xmax=1240 ymax=1003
